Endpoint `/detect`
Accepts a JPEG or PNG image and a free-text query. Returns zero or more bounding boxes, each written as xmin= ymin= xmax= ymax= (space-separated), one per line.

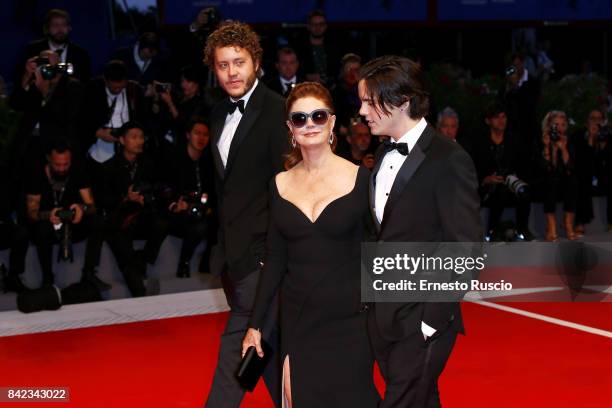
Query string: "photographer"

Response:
xmin=24 ymin=140 xmax=105 ymax=288
xmin=150 ymin=65 xmax=209 ymax=150
xmin=473 ymin=103 xmax=533 ymax=241
xmin=81 ymin=60 xmax=149 ymax=197
xmin=159 ymin=117 xmax=215 ymax=277
xmin=10 ymin=50 xmax=83 ymax=165
xmin=338 ymin=119 xmax=376 ymax=170
xmin=573 ymin=108 xmax=612 ymax=233
xmin=100 ymin=122 xmax=168 ymax=297
xmin=532 ymin=110 xmax=578 ymax=241
xmin=18 ymin=9 xmax=91 ymax=82
xmin=0 ymin=165 xmax=29 ymax=293
xmin=112 ymin=32 xmax=165 ymax=87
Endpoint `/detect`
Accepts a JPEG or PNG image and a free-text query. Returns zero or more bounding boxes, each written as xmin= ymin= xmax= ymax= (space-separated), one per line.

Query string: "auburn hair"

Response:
xmin=284 ymin=82 xmax=336 ymax=169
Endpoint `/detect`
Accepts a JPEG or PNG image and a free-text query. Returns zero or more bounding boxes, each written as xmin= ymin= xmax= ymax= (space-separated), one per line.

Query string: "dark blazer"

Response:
xmin=79 ymin=77 xmax=149 ymax=150
xmin=209 ymin=81 xmax=290 ymax=281
xmin=112 ymin=46 xmax=167 ymax=86
xmin=20 ymin=39 xmax=92 ymax=82
xmin=369 ymin=124 xmax=482 ymax=341
xmin=9 ymin=75 xmax=84 ymax=156
xmin=264 ymin=75 xmax=304 ymax=98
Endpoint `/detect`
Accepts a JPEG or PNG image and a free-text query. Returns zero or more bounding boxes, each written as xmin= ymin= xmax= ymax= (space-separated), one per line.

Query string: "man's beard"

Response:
xmin=51 ymin=170 xmax=69 ymax=182
xmin=49 ymin=33 xmax=68 ymax=45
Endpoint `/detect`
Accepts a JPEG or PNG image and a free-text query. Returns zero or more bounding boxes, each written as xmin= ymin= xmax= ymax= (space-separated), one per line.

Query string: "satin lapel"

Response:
xmin=225 ymin=83 xmax=265 ymax=177
xmin=210 ymin=105 xmax=227 ymax=180
xmin=380 ymin=125 xmax=435 ymax=231
xmin=370 ymin=145 xmax=386 ymax=233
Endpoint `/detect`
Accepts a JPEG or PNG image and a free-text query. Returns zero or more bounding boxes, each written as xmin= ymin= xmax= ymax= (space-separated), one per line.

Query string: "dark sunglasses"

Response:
xmin=289 ymin=109 xmax=332 ymax=128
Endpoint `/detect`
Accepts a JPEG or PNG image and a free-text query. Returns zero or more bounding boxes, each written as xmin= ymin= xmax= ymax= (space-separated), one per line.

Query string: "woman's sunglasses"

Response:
xmin=289 ymin=109 xmax=332 ymax=128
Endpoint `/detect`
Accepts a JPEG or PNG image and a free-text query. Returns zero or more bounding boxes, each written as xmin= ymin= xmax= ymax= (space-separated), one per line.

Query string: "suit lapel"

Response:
xmin=210 ymin=104 xmax=227 ymax=180
xmin=380 ymin=125 xmax=435 ymax=232
xmin=369 ymin=144 xmax=386 ymax=233
xmin=224 ymin=82 xmax=265 ymax=176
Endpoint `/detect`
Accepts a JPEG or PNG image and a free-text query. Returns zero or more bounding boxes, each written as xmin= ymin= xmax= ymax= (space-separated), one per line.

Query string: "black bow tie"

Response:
xmin=227 ymin=99 xmax=245 ymax=115
xmin=383 ymin=140 xmax=409 ymax=155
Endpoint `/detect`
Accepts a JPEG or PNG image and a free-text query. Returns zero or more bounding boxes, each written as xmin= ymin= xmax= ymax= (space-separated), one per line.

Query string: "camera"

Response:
xmin=504 ymin=174 xmax=529 ymax=200
xmin=155 ymin=82 xmax=172 ymax=94
xmin=56 ymin=208 xmax=76 ymax=262
xmin=35 ymin=57 xmax=50 ymax=66
xmin=183 ymin=191 xmax=209 ymax=218
xmin=550 ymin=123 xmax=560 ymax=142
xmin=39 ymin=63 xmax=74 ymax=80
xmin=505 ymin=65 xmax=517 ymax=77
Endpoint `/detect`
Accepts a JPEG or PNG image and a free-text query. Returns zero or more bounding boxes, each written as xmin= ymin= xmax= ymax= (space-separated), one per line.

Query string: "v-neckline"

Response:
xmin=274 ymin=167 xmax=362 ymax=225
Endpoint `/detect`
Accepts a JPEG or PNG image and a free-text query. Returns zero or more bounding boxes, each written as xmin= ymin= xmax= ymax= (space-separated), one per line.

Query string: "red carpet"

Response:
xmin=0 ymin=302 xmax=610 ymax=407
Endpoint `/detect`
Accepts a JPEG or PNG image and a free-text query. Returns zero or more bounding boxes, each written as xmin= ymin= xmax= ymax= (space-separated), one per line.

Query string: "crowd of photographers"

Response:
xmin=0 ymin=8 xmax=611 ymax=300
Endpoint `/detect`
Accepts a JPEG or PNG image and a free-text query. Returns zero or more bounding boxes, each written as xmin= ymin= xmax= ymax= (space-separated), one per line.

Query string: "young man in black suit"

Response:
xmin=359 ymin=56 xmax=482 ymax=408
xmin=203 ymin=21 xmax=289 ymax=407
xmin=19 ymin=9 xmax=91 ymax=83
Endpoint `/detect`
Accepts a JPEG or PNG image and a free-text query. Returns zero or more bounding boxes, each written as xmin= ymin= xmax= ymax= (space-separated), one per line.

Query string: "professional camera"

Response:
xmin=598 ymin=124 xmax=609 ymax=142
xmin=155 ymin=82 xmax=172 ymax=93
xmin=56 ymin=208 xmax=76 ymax=262
xmin=550 ymin=123 xmax=560 ymax=142
xmin=39 ymin=63 xmax=74 ymax=80
xmin=504 ymin=174 xmax=529 ymax=200
xmin=183 ymin=191 xmax=209 ymax=218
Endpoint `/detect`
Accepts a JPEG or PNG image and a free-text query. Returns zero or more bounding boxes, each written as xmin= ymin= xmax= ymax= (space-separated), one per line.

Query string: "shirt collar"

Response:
xmin=229 ymin=78 xmax=259 ymax=109
xmin=280 ymin=76 xmax=296 ymax=85
xmin=396 ymin=117 xmax=428 ymax=153
xmin=518 ymin=68 xmax=529 ymax=88
xmin=105 ymin=86 xmax=126 ymax=100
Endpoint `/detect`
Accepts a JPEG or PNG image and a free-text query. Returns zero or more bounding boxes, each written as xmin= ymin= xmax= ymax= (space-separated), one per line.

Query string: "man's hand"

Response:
xmin=96 ymin=128 xmax=117 ymax=143
xmin=22 ymin=57 xmax=37 ymax=88
xmin=483 ymin=174 xmax=505 ymax=185
xmin=169 ymin=197 xmax=189 ymax=213
xmin=362 ymin=153 xmax=375 ymax=170
xmin=242 ymin=328 xmax=264 ymax=358
xmin=50 ymin=207 xmax=63 ymax=226
xmin=127 ymin=185 xmax=145 ymax=206
xmin=70 ymin=203 xmax=84 ymax=224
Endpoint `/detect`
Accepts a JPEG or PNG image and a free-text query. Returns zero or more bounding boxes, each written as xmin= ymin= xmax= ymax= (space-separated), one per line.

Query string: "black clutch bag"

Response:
xmin=236 ymin=338 xmax=273 ymax=391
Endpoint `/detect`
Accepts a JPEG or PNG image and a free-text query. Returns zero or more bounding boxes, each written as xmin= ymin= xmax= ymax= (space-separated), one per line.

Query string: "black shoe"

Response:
xmin=81 ymin=269 xmax=112 ymax=291
xmin=4 ymin=274 xmax=28 ymax=294
xmin=176 ymin=261 xmax=190 ymax=278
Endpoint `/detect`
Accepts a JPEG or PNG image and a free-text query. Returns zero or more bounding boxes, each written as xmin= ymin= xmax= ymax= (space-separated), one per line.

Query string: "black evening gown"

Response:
xmin=250 ymin=165 xmax=380 ymax=407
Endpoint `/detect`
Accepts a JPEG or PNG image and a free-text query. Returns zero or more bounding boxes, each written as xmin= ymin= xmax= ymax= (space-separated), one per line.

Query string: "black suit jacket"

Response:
xmin=264 ymin=75 xmax=304 ymax=98
xmin=369 ymin=124 xmax=482 ymax=341
xmin=79 ymin=77 xmax=149 ymax=151
xmin=112 ymin=46 xmax=166 ymax=86
xmin=210 ymin=81 xmax=290 ymax=281
xmin=20 ymin=39 xmax=92 ymax=83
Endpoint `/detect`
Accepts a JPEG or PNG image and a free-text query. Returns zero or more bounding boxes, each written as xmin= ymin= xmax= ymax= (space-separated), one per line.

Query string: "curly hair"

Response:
xmin=204 ymin=21 xmax=263 ymax=68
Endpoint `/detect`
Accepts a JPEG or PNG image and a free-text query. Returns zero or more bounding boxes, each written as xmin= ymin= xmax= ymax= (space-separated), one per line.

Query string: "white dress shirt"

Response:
xmin=133 ymin=43 xmax=150 ymax=74
xmin=280 ymin=76 xmax=296 ymax=94
xmin=48 ymin=41 xmax=67 ymax=63
xmin=217 ymin=79 xmax=259 ymax=168
xmin=88 ymin=87 xmax=129 ymax=163
xmin=374 ymin=117 xmax=436 ymax=338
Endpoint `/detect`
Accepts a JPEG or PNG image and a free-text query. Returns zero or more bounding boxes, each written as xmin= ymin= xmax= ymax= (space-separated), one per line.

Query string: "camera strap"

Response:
xmin=47 ymin=172 xmax=68 ymax=207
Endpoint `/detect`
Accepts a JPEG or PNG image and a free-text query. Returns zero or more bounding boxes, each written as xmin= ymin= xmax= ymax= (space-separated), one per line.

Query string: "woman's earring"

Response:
xmin=329 ymin=132 xmax=334 ymax=145
xmin=291 ymin=135 xmax=297 ymax=148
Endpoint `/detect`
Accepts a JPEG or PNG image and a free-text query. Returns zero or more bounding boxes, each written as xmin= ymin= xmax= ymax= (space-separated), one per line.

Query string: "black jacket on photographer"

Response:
xmin=158 ymin=145 xmax=215 ymax=210
xmin=9 ymin=75 xmax=84 ymax=160
xmin=99 ymin=152 xmax=157 ymax=215
xmin=80 ymin=77 xmax=150 ymax=153
xmin=150 ymin=90 xmax=209 ymax=151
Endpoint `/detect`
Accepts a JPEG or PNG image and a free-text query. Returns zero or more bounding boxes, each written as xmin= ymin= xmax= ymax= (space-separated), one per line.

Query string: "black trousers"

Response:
xmin=540 ymin=175 xmax=578 ymax=214
xmin=105 ymin=211 xmax=168 ymax=297
xmin=0 ymin=222 xmax=29 ymax=276
xmin=205 ymin=269 xmax=281 ymax=408
xmin=483 ymin=186 xmax=530 ymax=232
xmin=167 ymin=213 xmax=208 ymax=264
xmin=29 ymin=215 xmax=102 ymax=285
xmin=368 ymin=310 xmax=458 ymax=408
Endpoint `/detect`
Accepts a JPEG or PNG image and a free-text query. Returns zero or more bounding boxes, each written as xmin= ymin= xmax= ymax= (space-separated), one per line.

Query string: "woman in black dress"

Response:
xmin=242 ymin=82 xmax=379 ymax=407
